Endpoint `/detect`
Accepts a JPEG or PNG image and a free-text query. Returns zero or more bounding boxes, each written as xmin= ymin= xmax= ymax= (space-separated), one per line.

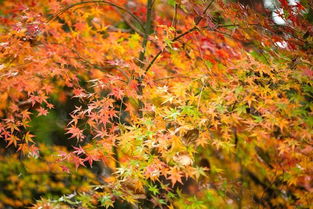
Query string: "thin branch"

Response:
xmin=172 ymin=3 xmax=178 ymax=35
xmin=144 ymin=49 xmax=163 ymax=74
xmin=204 ymin=0 xmax=215 ymax=15
xmin=144 ymin=0 xmax=216 ymax=75
xmin=144 ymin=25 xmax=201 ymax=74
xmin=138 ymin=0 xmax=154 ymax=69
xmin=153 ymin=75 xmax=194 ymax=82
xmin=69 ymin=48 xmax=130 ymax=82
xmin=197 ymin=84 xmax=205 ymax=110
xmin=48 ymin=1 xmax=145 ymax=32
xmin=118 ymin=97 xmax=125 ymax=125
xmin=194 ymin=0 xmax=215 ymax=25
xmin=136 ymin=0 xmax=154 ymax=118
xmin=172 ymin=27 xmax=198 ymax=42
xmin=144 ymin=26 xmax=199 ymax=74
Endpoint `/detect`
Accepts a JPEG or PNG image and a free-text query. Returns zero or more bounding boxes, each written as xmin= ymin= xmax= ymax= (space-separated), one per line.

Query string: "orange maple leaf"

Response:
xmin=6 ymin=135 xmax=20 ymax=147
xmin=167 ymin=167 xmax=183 ymax=186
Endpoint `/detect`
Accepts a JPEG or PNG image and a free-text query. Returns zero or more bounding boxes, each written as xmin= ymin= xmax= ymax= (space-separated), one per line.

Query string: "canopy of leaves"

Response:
xmin=0 ymin=0 xmax=312 ymax=208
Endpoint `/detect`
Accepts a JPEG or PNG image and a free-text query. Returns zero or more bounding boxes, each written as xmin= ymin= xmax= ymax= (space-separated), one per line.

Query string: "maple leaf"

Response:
xmin=21 ymin=109 xmax=32 ymax=120
xmin=42 ymin=84 xmax=53 ymax=94
xmin=60 ymin=165 xmax=70 ymax=173
xmin=99 ymin=195 xmax=114 ymax=208
xmin=93 ymin=127 xmax=108 ymax=139
xmin=279 ymin=0 xmax=289 ymax=8
xmin=37 ymin=107 xmax=48 ymax=116
xmin=28 ymin=144 xmax=39 ymax=158
xmin=196 ymin=132 xmax=210 ymax=147
xmin=73 ymin=88 xmax=87 ymax=98
xmin=167 ymin=167 xmax=183 ymax=186
xmin=66 ymin=126 xmax=85 ymax=141
xmin=71 ymin=155 xmax=86 ymax=170
xmin=302 ymin=68 xmax=313 ymax=78
xmin=1 ymin=130 xmax=9 ymax=140
xmin=6 ymin=135 xmax=20 ymax=147
xmin=7 ymin=121 xmax=20 ymax=132
xmin=294 ymin=2 xmax=305 ymax=11
xmin=9 ymin=103 xmax=19 ymax=112
xmin=173 ymin=153 xmax=193 ymax=166
xmin=24 ymin=131 xmax=34 ymax=143
xmin=244 ymin=95 xmax=256 ymax=107
xmin=72 ymin=146 xmax=85 ymax=155
xmin=68 ymin=114 xmax=80 ymax=126
xmin=84 ymin=153 xmax=100 ymax=167
xmin=17 ymin=143 xmax=28 ymax=153
xmin=74 ymin=22 xmax=87 ymax=31
xmin=129 ymin=80 xmax=138 ymax=90
xmin=46 ymin=103 xmax=54 ymax=109
xmin=109 ymin=87 xmax=124 ymax=100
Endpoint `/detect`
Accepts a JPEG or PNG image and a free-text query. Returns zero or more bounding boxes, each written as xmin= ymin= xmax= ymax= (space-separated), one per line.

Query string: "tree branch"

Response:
xmin=48 ymin=0 xmax=145 ymax=32
xmin=138 ymin=0 xmax=154 ymax=69
xmin=144 ymin=0 xmax=216 ymax=75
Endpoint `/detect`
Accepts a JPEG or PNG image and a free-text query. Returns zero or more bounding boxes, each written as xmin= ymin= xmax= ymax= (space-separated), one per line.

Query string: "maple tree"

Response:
xmin=0 ymin=0 xmax=313 ymax=208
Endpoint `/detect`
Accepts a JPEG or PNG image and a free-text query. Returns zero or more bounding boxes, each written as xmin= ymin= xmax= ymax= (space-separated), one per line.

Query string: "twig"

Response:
xmin=172 ymin=3 xmax=178 ymax=35
xmin=48 ymin=0 xmax=145 ymax=32
xmin=144 ymin=50 xmax=163 ymax=74
xmin=194 ymin=0 xmax=215 ymax=25
xmin=144 ymin=0 xmax=216 ymax=75
xmin=197 ymin=84 xmax=205 ymax=110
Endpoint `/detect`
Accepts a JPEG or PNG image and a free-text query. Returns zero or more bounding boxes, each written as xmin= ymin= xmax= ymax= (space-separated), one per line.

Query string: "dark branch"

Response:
xmin=48 ymin=0 xmax=145 ymax=32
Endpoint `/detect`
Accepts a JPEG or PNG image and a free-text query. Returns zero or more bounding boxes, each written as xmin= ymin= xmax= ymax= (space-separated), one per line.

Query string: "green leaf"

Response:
xmin=252 ymin=115 xmax=263 ymax=123
xmin=167 ymin=0 xmax=176 ymax=7
xmin=148 ymin=184 xmax=159 ymax=195
xmin=165 ymin=108 xmax=181 ymax=120
xmin=235 ymin=85 xmax=244 ymax=97
xmin=99 ymin=195 xmax=114 ymax=208
xmin=235 ymin=104 xmax=248 ymax=114
xmin=205 ymin=60 xmax=213 ymax=69
xmin=181 ymin=105 xmax=200 ymax=117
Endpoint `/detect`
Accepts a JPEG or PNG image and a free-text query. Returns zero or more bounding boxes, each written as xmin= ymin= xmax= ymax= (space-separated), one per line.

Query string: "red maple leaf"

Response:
xmin=72 ymin=146 xmax=85 ymax=155
xmin=60 ymin=165 xmax=70 ymax=173
xmin=279 ymin=0 xmax=289 ymax=8
xmin=109 ymin=87 xmax=124 ymax=100
xmin=71 ymin=155 xmax=86 ymax=170
xmin=302 ymin=68 xmax=313 ymax=78
xmin=66 ymin=126 xmax=85 ymax=141
xmin=37 ymin=107 xmax=48 ymax=116
xmin=84 ymin=153 xmax=100 ymax=167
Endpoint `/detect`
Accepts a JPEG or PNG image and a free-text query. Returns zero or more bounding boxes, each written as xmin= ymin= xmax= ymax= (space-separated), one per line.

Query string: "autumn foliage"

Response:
xmin=0 ymin=0 xmax=313 ymax=208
